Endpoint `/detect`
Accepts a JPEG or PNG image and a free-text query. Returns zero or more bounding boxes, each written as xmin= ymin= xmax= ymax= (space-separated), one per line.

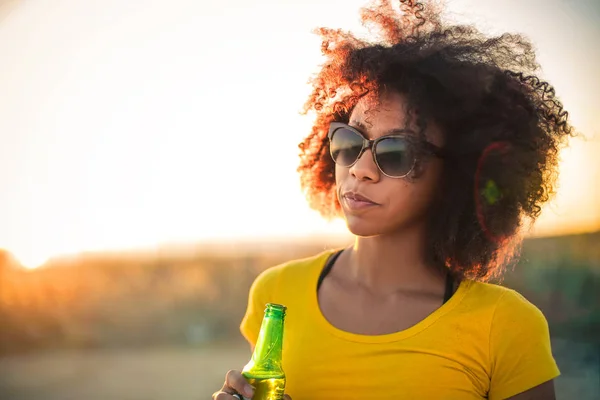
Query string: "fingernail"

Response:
xmin=244 ymin=384 xmax=254 ymax=397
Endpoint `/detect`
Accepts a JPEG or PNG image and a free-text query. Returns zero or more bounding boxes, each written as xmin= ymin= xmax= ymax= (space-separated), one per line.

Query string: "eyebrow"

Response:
xmin=349 ymin=120 xmax=417 ymax=137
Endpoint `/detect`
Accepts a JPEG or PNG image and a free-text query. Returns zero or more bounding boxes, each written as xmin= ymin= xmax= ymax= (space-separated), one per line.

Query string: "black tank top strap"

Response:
xmin=443 ymin=272 xmax=454 ymax=304
xmin=317 ymin=249 xmax=344 ymax=291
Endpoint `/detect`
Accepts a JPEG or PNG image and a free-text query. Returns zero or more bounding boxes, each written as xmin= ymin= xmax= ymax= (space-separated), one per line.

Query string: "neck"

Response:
xmin=348 ymin=223 xmax=444 ymax=293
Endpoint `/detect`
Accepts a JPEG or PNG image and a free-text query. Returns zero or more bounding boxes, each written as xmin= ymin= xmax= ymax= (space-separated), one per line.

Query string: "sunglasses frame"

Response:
xmin=327 ymin=122 xmax=444 ymax=178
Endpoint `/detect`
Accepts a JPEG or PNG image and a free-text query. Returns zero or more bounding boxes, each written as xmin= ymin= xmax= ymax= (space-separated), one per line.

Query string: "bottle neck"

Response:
xmin=245 ymin=310 xmax=285 ymax=377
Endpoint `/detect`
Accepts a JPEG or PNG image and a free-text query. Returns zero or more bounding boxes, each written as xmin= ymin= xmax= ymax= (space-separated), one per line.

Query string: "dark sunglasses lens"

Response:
xmin=330 ymin=128 xmax=363 ymax=167
xmin=375 ymin=137 xmax=415 ymax=177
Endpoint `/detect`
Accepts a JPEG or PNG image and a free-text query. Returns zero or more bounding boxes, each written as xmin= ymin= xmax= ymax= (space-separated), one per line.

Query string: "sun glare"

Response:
xmin=14 ymin=252 xmax=51 ymax=270
xmin=0 ymin=0 xmax=598 ymax=266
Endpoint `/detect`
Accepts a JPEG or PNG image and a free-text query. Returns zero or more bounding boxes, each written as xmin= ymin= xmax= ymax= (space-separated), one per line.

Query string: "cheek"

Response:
xmin=385 ymin=165 xmax=442 ymax=216
xmin=334 ymin=165 xmax=348 ymax=191
xmin=333 ymin=168 xmax=343 ymax=207
xmin=334 ymin=164 xmax=343 ymax=182
xmin=419 ymin=160 xmax=444 ymax=198
xmin=385 ymin=182 xmax=419 ymax=212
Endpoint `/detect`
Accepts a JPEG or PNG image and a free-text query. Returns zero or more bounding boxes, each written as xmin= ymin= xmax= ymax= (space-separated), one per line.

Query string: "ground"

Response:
xmin=0 ymin=344 xmax=249 ymax=400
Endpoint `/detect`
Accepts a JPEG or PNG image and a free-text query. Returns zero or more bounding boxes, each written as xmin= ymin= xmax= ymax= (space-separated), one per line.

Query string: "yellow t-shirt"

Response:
xmin=240 ymin=249 xmax=560 ymax=400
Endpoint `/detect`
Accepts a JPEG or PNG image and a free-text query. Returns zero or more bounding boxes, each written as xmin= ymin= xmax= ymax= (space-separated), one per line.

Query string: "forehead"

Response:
xmin=349 ymin=92 xmax=413 ymax=137
xmin=349 ymin=91 xmax=444 ymax=146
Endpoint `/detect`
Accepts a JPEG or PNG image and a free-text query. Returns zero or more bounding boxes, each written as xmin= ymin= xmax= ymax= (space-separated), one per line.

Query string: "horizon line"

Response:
xmin=10 ymin=228 xmax=595 ymax=269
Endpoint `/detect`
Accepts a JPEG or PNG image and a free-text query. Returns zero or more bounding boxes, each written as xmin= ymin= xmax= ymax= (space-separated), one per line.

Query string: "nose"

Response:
xmin=349 ymin=147 xmax=380 ymax=182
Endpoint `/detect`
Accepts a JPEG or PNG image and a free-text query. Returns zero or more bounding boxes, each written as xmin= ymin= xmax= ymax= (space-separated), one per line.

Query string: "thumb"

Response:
xmin=284 ymin=395 xmax=292 ymax=400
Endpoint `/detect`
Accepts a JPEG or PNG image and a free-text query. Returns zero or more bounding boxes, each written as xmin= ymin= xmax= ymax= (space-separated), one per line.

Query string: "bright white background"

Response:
xmin=0 ymin=0 xmax=598 ymax=268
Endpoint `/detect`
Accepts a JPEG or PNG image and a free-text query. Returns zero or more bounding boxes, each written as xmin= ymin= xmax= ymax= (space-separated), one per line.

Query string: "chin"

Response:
xmin=344 ymin=215 xmax=388 ymax=237
xmin=344 ymin=211 xmax=421 ymax=238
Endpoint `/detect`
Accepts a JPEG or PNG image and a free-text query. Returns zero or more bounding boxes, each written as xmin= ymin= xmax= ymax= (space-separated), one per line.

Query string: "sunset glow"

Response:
xmin=1 ymin=0 xmax=598 ymax=269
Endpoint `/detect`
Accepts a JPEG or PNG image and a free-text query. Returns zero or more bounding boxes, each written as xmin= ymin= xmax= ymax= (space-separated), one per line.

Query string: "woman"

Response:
xmin=213 ymin=0 xmax=572 ymax=399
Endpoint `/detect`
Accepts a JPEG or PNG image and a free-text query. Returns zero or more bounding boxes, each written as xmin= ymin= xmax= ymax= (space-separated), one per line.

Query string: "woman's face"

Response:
xmin=335 ymin=91 xmax=445 ymax=237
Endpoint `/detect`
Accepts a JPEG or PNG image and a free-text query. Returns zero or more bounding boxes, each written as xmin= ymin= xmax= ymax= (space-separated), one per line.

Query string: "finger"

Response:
xmin=212 ymin=391 xmax=238 ymax=400
xmin=224 ymin=370 xmax=254 ymax=398
xmin=284 ymin=395 xmax=293 ymax=400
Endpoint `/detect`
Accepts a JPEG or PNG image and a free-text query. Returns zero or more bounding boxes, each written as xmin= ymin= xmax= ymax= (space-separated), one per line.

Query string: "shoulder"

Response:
xmin=457 ymin=280 xmax=552 ymax=349
xmin=470 ymin=281 xmax=549 ymax=330
xmin=241 ymin=249 xmax=339 ymax=345
xmin=465 ymin=280 xmax=546 ymax=322
xmin=485 ymin=283 xmax=552 ymax=349
xmin=250 ymin=248 xmax=339 ymax=296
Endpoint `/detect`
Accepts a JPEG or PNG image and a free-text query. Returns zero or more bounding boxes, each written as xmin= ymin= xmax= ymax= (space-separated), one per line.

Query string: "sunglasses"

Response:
xmin=327 ymin=122 xmax=443 ymax=178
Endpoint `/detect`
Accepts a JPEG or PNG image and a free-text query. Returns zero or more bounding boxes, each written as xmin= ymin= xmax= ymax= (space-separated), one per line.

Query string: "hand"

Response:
xmin=212 ymin=370 xmax=292 ymax=400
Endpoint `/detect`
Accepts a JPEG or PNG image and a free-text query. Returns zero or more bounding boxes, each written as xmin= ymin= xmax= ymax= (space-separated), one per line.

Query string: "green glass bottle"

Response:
xmin=241 ymin=303 xmax=287 ymax=400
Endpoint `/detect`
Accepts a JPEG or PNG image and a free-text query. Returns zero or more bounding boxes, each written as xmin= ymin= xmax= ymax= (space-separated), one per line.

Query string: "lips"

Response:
xmin=342 ymin=191 xmax=380 ymax=210
xmin=344 ymin=191 xmax=377 ymax=203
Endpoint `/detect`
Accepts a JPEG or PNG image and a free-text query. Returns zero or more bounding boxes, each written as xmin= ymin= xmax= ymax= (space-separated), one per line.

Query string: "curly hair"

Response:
xmin=297 ymin=0 xmax=574 ymax=281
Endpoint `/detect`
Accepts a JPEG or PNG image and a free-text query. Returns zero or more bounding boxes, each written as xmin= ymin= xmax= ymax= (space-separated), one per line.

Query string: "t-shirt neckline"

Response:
xmin=311 ymin=249 xmax=472 ymax=343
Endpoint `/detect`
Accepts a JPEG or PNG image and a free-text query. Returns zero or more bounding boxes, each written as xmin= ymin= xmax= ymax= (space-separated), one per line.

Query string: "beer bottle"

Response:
xmin=241 ymin=303 xmax=286 ymax=400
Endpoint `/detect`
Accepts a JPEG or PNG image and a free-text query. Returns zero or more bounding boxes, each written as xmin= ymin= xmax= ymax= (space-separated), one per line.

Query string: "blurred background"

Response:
xmin=0 ymin=0 xmax=598 ymax=399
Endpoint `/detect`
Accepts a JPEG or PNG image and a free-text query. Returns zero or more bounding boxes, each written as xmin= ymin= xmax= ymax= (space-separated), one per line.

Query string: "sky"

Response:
xmin=0 ymin=0 xmax=599 ymax=268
